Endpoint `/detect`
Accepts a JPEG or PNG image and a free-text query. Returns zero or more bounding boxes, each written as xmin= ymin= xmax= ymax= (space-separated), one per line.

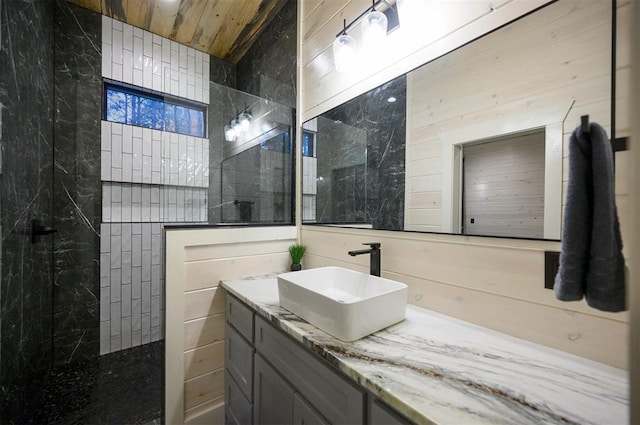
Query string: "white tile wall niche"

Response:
xmin=100 ymin=16 xmax=211 ymax=354
xmin=102 ymin=182 xmax=208 ymax=223
xmin=101 ymin=121 xmax=209 ymax=189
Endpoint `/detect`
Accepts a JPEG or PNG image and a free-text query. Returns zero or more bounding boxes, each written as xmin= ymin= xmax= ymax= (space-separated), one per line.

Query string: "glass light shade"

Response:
xmin=361 ymin=10 xmax=388 ymax=48
xmin=239 ymin=112 xmax=253 ymax=131
xmin=224 ymin=124 xmax=236 ymax=142
xmin=232 ymin=118 xmax=243 ymax=134
xmin=332 ymin=34 xmax=357 ymax=73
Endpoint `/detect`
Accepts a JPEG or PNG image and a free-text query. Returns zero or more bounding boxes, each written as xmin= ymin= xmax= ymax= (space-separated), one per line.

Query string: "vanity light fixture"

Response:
xmin=362 ymin=1 xmax=389 ymax=49
xmin=224 ymin=109 xmax=253 ymax=142
xmin=332 ymin=0 xmax=397 ymax=73
xmin=333 ymin=19 xmax=357 ymax=73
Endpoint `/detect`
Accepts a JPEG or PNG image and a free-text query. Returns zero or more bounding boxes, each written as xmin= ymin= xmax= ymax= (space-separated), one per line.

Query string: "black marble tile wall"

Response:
xmin=207 ymin=82 xmax=227 ymax=223
xmin=315 ymin=76 xmax=406 ymax=230
xmin=0 ymin=0 xmax=55 ymax=422
xmin=236 ymin=0 xmax=297 ymax=107
xmin=209 ymin=55 xmax=236 ymax=88
xmin=53 ymin=0 xmax=102 ymax=365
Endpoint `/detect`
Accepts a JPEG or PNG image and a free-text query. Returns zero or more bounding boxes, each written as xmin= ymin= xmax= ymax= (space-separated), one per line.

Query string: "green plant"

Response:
xmin=288 ymin=244 xmax=306 ymax=264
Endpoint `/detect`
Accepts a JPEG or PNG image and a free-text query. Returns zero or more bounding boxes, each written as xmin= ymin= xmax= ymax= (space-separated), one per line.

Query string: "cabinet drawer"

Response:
xmin=255 ymin=316 xmax=365 ymax=424
xmin=225 ymin=372 xmax=253 ymax=425
xmin=226 ymin=294 xmax=254 ymax=342
xmin=225 ymin=324 xmax=254 ymax=401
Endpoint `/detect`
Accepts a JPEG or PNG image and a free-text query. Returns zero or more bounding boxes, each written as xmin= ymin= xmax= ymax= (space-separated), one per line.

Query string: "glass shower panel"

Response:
xmin=208 ymin=81 xmax=294 ymax=225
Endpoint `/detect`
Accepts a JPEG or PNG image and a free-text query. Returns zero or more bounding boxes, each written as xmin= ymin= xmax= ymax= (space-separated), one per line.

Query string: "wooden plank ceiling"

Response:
xmin=68 ymin=0 xmax=287 ymax=63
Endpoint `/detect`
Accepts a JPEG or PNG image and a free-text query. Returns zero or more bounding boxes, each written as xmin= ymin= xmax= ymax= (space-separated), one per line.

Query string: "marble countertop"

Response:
xmin=220 ymin=276 xmax=628 ymax=425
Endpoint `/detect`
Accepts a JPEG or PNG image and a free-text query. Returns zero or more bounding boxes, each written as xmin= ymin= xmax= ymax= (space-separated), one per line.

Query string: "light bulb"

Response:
xmin=361 ymin=9 xmax=388 ymax=48
xmin=332 ymin=33 xmax=357 ymax=73
xmin=239 ymin=112 xmax=253 ymax=132
xmin=224 ymin=124 xmax=236 ymax=142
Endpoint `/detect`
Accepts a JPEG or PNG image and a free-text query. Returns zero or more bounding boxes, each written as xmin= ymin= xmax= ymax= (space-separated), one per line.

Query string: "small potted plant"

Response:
xmin=288 ymin=243 xmax=306 ymax=271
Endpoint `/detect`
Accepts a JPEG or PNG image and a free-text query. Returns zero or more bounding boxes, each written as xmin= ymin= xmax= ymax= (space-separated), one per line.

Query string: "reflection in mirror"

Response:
xmin=221 ymin=130 xmax=293 ymax=223
xmin=303 ymin=0 xmax=613 ymax=240
xmin=461 ymin=129 xmax=546 ymax=238
xmin=207 ymin=80 xmax=294 ymax=224
xmin=302 ymin=76 xmax=406 ymax=230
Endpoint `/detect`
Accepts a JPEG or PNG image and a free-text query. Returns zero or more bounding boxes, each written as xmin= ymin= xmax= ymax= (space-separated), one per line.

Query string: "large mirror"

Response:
xmin=302 ymin=0 xmax=614 ymax=240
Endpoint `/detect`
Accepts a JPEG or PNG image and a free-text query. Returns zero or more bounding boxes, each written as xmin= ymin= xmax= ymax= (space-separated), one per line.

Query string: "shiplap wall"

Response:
xmin=301 ymin=226 xmax=628 ymax=368
xmin=299 ymin=0 xmax=631 ymax=369
xmin=165 ymin=226 xmax=296 ymax=425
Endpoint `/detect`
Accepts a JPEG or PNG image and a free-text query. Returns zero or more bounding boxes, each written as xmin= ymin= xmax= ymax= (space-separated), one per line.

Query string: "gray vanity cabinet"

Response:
xmin=225 ymin=293 xmax=413 ymax=425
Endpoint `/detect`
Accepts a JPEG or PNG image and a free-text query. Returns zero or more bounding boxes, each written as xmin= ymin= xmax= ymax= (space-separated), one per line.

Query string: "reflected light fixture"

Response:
xmin=239 ymin=111 xmax=253 ymax=131
xmin=224 ymin=109 xmax=253 ymax=142
xmin=224 ymin=124 xmax=236 ymax=142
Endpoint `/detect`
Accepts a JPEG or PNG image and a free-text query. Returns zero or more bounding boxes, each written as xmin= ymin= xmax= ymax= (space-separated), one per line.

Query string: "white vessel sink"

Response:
xmin=277 ymin=266 xmax=408 ymax=341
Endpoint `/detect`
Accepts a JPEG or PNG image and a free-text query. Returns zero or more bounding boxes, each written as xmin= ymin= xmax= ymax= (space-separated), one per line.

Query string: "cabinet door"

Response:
xmin=369 ymin=398 xmax=413 ymax=425
xmin=254 ymin=354 xmax=294 ymax=425
xmin=293 ymin=393 xmax=329 ymax=425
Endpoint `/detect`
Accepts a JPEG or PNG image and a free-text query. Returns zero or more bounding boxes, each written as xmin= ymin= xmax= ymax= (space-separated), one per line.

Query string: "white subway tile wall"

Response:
xmin=101 ymin=16 xmax=209 ymax=103
xmin=100 ymin=222 xmax=165 ymax=354
xmin=100 ymin=16 xmax=210 ymax=354
xmin=302 ymin=156 xmax=317 ymax=221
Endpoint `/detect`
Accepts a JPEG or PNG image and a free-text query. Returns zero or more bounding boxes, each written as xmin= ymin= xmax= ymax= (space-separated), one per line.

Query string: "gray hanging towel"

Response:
xmin=554 ymin=122 xmax=626 ymax=312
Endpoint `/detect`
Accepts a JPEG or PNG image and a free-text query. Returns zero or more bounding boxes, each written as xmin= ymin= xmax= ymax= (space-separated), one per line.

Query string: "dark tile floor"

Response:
xmin=23 ymin=342 xmax=163 ymax=425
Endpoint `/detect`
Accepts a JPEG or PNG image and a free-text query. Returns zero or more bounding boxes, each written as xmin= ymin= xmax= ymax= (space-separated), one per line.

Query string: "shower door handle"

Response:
xmin=31 ymin=219 xmax=57 ymax=243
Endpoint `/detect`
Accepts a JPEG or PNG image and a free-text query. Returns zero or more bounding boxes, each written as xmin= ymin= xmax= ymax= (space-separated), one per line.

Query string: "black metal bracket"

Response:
xmin=31 ymin=219 xmax=57 ymax=244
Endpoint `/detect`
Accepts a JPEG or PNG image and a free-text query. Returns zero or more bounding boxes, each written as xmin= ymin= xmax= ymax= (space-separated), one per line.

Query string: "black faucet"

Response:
xmin=348 ymin=242 xmax=381 ymax=277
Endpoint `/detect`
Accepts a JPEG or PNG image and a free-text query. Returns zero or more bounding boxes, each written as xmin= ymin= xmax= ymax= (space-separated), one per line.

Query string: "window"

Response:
xmin=302 ymin=130 xmax=316 ymax=158
xmin=260 ymin=131 xmax=292 ymax=153
xmin=104 ymin=81 xmax=206 ymax=138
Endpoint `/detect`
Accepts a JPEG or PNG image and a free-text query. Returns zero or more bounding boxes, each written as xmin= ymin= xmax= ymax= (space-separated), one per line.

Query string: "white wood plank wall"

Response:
xmin=165 ymin=227 xmax=296 ymax=425
xmin=301 ymin=225 xmax=628 ymax=368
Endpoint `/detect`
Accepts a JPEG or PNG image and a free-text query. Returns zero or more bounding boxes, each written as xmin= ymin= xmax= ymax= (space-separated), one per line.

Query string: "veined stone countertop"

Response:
xmin=220 ymin=276 xmax=628 ymax=425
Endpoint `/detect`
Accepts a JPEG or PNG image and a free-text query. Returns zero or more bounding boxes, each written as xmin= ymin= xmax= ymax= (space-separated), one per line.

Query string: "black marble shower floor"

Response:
xmin=24 ymin=342 xmax=163 ymax=425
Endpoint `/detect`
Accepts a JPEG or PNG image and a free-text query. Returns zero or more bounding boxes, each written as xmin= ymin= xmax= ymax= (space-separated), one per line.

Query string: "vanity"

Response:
xmin=221 ymin=275 xmax=628 ymax=425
